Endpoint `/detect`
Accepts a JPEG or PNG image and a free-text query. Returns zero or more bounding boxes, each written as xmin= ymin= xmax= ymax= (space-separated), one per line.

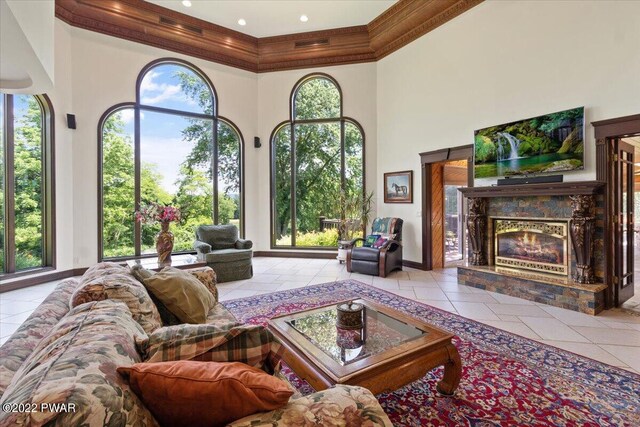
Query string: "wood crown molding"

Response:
xmin=55 ymin=0 xmax=483 ymax=73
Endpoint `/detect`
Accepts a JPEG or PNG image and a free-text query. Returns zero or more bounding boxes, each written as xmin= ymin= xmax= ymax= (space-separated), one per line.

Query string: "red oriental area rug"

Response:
xmin=223 ymin=280 xmax=640 ymax=427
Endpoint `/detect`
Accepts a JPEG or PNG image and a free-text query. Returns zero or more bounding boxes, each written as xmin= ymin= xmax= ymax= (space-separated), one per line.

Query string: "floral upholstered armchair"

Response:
xmin=194 ymin=224 xmax=253 ymax=282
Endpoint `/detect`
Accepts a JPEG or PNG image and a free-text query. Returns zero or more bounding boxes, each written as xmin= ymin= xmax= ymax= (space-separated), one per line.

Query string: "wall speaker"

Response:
xmin=66 ymin=114 xmax=76 ymax=129
xmin=254 ymin=136 xmax=261 ymax=148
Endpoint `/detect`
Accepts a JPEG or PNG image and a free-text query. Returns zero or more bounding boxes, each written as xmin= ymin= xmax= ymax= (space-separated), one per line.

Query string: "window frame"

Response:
xmin=1 ymin=93 xmax=56 ymax=279
xmin=270 ymin=73 xmax=366 ymax=250
xmin=97 ymin=58 xmax=244 ymax=261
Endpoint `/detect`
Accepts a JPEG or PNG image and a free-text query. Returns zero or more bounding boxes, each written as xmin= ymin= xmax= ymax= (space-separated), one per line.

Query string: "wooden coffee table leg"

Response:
xmin=436 ymin=343 xmax=462 ymax=396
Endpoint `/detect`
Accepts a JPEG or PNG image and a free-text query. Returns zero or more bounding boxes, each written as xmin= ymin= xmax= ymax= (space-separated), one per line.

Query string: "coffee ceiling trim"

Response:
xmin=55 ymin=0 xmax=483 ymax=73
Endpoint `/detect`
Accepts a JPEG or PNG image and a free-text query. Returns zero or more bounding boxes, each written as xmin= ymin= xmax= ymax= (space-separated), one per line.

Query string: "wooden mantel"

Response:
xmin=459 ymin=181 xmax=604 ymax=199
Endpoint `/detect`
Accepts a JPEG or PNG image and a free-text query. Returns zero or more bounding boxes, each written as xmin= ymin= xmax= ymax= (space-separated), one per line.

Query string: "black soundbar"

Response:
xmin=497 ymin=175 xmax=564 ymax=186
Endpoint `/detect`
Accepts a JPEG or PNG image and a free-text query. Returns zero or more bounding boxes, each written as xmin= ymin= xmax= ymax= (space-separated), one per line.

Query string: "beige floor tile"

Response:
xmin=538 ymin=305 xmax=608 ymax=327
xmin=398 ymin=279 xmax=439 ymax=289
xmin=487 ymin=304 xmax=553 ymax=318
xmin=519 ymin=317 xmax=589 ymax=342
xmin=485 ymin=292 xmax=535 ymax=305
xmin=235 ymin=282 xmax=281 ymax=291
xmin=219 ymin=289 xmax=261 ymax=301
xmin=599 ymin=345 xmax=640 ymax=371
xmin=387 ymin=271 xmax=410 ymax=280
xmin=438 ymin=282 xmax=477 ymax=294
xmin=570 ymin=326 xmax=640 ymax=346
xmin=413 ymin=287 xmax=449 ymax=301
xmin=595 ymin=309 xmax=640 ymax=324
xmin=244 ymin=274 xmax=281 ymax=283
xmin=596 ymin=319 xmax=640 ymax=332
xmin=431 ymin=273 xmax=458 ymax=283
xmin=498 ymin=314 xmax=521 ymax=322
xmin=276 ymin=274 xmax=314 ymax=283
xmin=0 ymin=300 xmax=43 ymax=318
xmin=481 ymin=320 xmax=542 ymax=340
xmin=308 ymin=277 xmax=336 ymax=286
xmin=371 ymin=277 xmax=399 ymax=289
xmin=445 ymin=292 xmax=499 ymax=304
xmin=277 ymin=282 xmax=308 ymax=291
xmin=0 ymin=322 xmax=22 ymax=339
xmin=348 ymin=273 xmax=373 ymax=284
xmin=450 ymin=302 xmax=500 ymax=321
xmin=407 ymin=271 xmax=435 ymax=281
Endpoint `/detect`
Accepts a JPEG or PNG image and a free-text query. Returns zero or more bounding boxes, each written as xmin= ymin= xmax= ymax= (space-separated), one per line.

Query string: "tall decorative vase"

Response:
xmin=156 ymin=221 xmax=174 ymax=265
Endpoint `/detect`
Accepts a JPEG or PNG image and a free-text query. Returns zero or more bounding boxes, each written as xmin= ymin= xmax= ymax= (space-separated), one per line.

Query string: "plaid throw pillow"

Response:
xmin=138 ymin=323 xmax=284 ymax=374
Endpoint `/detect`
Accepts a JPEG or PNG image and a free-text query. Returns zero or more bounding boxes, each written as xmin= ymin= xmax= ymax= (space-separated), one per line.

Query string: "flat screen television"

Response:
xmin=474 ymin=107 xmax=584 ymax=179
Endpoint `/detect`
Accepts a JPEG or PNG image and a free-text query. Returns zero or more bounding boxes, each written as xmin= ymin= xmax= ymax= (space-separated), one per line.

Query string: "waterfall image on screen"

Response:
xmin=474 ymin=107 xmax=584 ymax=179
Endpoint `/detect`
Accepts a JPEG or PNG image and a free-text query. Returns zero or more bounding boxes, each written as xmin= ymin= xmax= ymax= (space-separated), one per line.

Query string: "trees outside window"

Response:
xmin=1 ymin=94 xmax=55 ymax=277
xmin=271 ymin=74 xmax=364 ymax=248
xmin=99 ymin=59 xmax=243 ymax=259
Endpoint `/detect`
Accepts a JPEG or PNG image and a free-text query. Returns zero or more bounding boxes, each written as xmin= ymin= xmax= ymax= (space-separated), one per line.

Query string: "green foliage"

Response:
xmin=101 ymin=67 xmax=243 ymax=258
xmin=274 ymin=77 xmax=364 ymax=247
xmin=535 ymin=108 xmax=583 ymax=133
xmin=13 ymin=96 xmax=44 ymax=269
xmin=276 ymin=228 xmax=339 ymax=247
xmin=295 ymin=78 xmax=340 ymax=120
xmin=474 ymin=135 xmax=495 ymax=163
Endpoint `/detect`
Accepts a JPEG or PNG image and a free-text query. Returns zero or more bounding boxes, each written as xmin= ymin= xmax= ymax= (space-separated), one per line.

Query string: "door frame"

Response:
xmin=419 ymin=145 xmax=473 ymax=270
xmin=592 ymin=114 xmax=640 ymax=308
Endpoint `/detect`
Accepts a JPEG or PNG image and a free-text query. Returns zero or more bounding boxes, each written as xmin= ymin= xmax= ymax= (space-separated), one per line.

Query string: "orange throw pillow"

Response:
xmin=117 ymin=360 xmax=293 ymax=427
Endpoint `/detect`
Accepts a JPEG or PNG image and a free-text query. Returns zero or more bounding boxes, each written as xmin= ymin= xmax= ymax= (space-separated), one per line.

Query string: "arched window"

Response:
xmin=99 ymin=59 xmax=244 ymax=260
xmin=271 ymin=73 xmax=364 ymax=248
xmin=0 ymin=93 xmax=55 ymax=277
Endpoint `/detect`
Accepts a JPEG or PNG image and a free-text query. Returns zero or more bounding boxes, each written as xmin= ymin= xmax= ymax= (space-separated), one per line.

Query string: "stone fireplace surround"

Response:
xmin=457 ymin=181 xmax=607 ymax=315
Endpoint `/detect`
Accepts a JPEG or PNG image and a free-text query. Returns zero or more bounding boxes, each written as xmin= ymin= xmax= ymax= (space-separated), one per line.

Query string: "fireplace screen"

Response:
xmin=494 ymin=219 xmax=568 ymax=276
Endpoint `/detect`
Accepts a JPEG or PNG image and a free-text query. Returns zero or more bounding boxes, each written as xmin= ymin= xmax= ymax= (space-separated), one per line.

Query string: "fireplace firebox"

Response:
xmin=493 ymin=219 xmax=569 ymax=276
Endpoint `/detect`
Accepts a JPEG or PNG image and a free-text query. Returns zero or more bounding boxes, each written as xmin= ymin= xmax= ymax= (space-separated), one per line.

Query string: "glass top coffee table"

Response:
xmin=268 ymin=298 xmax=461 ymax=395
xmin=125 ymin=254 xmax=206 ymax=271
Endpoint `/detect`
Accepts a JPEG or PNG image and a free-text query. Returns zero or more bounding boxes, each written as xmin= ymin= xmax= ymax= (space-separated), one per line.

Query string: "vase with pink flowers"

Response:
xmin=135 ymin=202 xmax=181 ymax=265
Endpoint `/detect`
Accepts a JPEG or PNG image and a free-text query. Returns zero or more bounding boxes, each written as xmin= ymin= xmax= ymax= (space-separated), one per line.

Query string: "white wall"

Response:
xmin=256 ymin=64 xmax=378 ymax=251
xmin=376 ymin=0 xmax=640 ymax=263
xmin=1 ymin=0 xmax=54 ymax=92
xmin=50 ymin=20 xmax=75 ymax=272
xmin=65 ymin=26 xmax=258 ymax=268
xmin=50 ymin=25 xmax=377 ymax=267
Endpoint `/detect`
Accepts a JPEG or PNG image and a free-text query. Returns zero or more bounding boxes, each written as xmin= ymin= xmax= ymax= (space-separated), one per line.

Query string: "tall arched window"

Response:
xmin=1 ymin=93 xmax=55 ymax=277
xmin=99 ymin=59 xmax=244 ymax=260
xmin=271 ymin=73 xmax=364 ymax=248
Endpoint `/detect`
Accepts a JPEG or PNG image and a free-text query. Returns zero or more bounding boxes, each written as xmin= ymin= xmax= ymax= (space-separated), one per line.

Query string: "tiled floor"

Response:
xmin=2 ymin=257 xmax=639 ymax=374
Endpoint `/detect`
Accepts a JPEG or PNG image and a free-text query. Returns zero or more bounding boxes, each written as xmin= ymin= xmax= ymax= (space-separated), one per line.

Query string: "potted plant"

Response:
xmin=336 ymin=190 xmax=374 ymax=263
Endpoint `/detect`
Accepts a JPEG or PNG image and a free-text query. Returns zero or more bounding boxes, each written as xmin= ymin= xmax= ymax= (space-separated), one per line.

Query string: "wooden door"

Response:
xmin=611 ymin=139 xmax=635 ymax=305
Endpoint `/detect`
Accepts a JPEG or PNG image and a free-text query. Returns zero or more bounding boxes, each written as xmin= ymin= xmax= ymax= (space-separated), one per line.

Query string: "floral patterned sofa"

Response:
xmin=0 ymin=263 xmax=392 ymax=427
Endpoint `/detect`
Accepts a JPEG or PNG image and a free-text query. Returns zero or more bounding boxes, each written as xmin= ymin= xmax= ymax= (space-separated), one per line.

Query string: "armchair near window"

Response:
xmin=347 ymin=217 xmax=403 ymax=278
xmin=194 ymin=224 xmax=253 ymax=283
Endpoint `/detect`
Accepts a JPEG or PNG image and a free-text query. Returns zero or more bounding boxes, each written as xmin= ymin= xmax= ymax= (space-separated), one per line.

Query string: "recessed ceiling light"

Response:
xmin=181 ymin=0 xmax=192 ymax=7
xmin=300 ymin=15 xmax=309 ymax=23
xmin=238 ymin=18 xmax=246 ymax=26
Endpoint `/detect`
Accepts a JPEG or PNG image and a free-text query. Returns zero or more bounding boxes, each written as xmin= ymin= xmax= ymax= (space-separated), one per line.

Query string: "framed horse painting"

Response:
xmin=384 ymin=170 xmax=413 ymax=203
